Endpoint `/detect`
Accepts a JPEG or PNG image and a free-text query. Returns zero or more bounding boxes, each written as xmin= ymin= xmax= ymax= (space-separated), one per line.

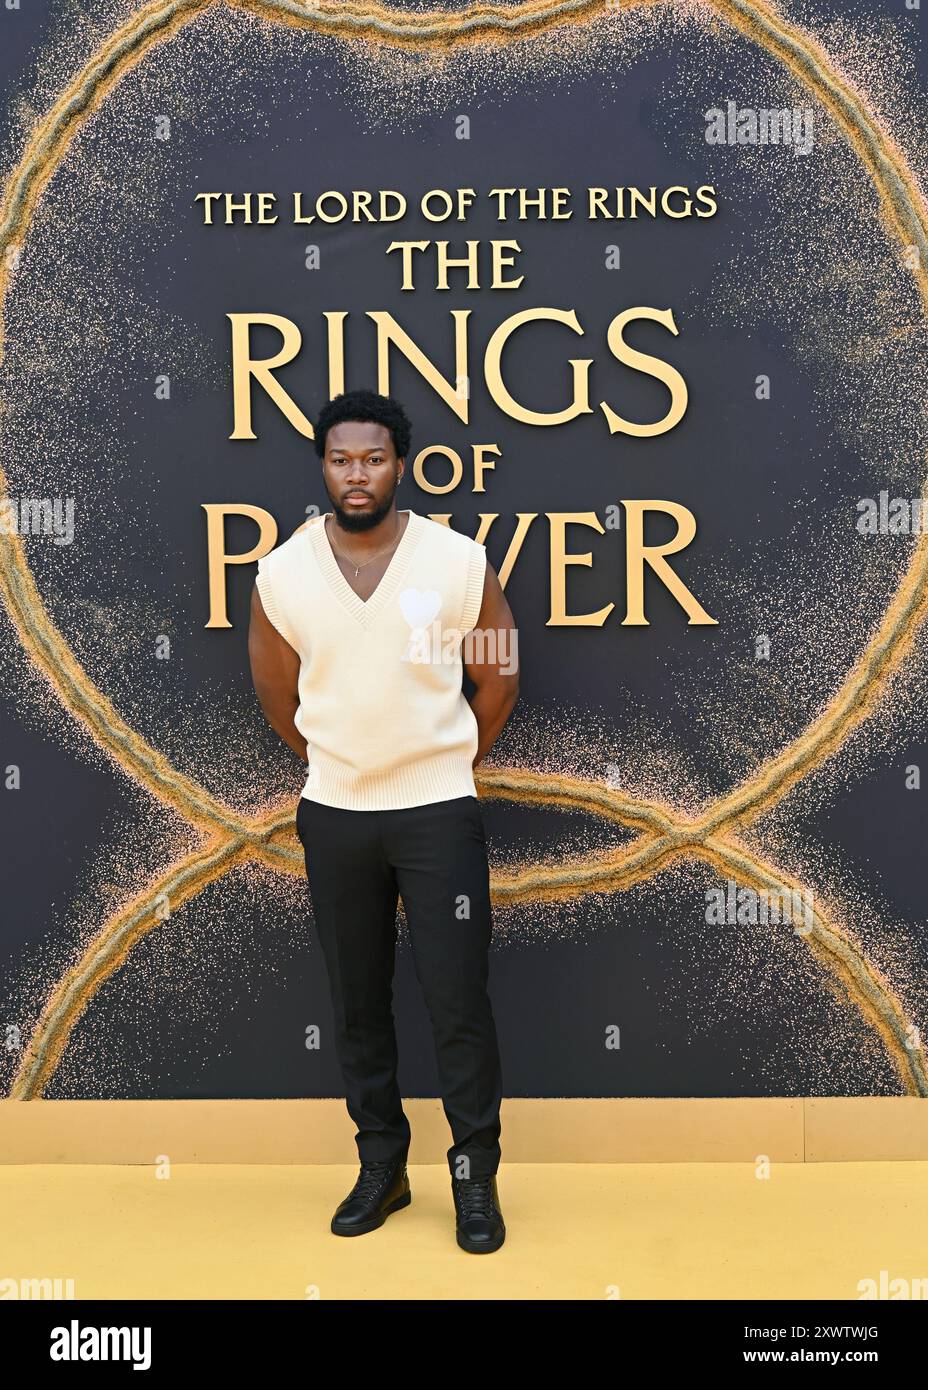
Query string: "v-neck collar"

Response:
xmin=310 ymin=508 xmax=425 ymax=629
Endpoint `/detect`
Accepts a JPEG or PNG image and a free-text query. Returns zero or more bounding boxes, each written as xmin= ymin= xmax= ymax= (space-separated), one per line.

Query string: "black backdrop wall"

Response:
xmin=2 ymin=0 xmax=928 ymax=1102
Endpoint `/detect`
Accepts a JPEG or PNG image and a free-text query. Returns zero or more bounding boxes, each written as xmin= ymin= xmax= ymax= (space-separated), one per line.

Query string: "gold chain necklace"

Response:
xmin=326 ymin=514 xmax=404 ymax=578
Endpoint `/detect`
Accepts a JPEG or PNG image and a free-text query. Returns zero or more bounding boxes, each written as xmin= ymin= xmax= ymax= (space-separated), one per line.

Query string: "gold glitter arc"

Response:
xmin=1 ymin=0 xmax=927 ymax=1099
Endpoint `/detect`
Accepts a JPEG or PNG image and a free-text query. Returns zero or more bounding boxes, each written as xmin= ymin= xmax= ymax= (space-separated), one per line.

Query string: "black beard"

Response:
xmin=328 ymin=481 xmax=399 ymax=532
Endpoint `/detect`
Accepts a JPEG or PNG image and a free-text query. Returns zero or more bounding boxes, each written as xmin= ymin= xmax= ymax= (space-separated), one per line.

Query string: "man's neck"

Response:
xmin=327 ymin=505 xmax=408 ymax=556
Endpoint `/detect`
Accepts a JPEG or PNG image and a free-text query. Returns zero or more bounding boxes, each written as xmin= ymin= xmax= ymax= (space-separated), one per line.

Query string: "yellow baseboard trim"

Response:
xmin=1 ymin=1097 xmax=926 ymax=1164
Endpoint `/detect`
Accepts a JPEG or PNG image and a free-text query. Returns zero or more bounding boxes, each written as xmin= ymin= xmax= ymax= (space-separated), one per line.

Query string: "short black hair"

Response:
xmin=313 ymin=389 xmax=412 ymax=462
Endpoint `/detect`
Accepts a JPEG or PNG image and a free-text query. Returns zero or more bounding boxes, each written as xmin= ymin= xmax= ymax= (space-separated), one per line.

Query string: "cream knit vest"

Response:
xmin=256 ymin=507 xmax=487 ymax=810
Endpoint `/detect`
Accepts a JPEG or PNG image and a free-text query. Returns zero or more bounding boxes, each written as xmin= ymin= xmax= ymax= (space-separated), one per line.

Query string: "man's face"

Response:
xmin=321 ymin=420 xmax=404 ymax=531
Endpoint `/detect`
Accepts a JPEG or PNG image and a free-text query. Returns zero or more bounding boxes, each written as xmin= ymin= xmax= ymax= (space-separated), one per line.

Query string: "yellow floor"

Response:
xmin=2 ymin=1161 xmax=926 ymax=1300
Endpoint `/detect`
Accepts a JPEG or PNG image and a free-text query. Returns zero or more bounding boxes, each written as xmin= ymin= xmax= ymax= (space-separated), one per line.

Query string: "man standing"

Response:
xmin=248 ymin=389 xmax=519 ymax=1253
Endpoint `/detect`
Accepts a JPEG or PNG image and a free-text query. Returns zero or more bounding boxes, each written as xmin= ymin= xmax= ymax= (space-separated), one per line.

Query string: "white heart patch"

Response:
xmin=399 ymin=587 xmax=442 ymax=629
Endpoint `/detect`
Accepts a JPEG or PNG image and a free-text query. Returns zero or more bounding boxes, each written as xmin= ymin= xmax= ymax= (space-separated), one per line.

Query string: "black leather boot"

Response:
xmin=452 ymin=1173 xmax=505 ymax=1253
xmin=331 ymin=1158 xmax=411 ymax=1236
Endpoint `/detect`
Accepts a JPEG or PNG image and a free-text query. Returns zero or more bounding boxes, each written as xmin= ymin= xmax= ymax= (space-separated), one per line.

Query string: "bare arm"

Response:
xmin=463 ymin=560 xmax=520 ymax=768
xmin=248 ymin=582 xmax=308 ymax=762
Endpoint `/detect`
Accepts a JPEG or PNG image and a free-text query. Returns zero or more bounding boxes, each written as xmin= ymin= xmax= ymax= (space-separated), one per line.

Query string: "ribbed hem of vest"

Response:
xmin=255 ymin=569 xmax=298 ymax=649
xmin=461 ymin=544 xmax=487 ymax=632
xmin=300 ymin=746 xmax=478 ymax=811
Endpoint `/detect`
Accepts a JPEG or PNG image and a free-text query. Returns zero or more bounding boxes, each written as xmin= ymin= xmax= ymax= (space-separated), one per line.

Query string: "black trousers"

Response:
xmin=296 ymin=792 xmax=503 ymax=1178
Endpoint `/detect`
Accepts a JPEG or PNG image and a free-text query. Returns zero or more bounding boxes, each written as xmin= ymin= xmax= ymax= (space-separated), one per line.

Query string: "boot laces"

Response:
xmin=456 ymin=1175 xmax=496 ymax=1218
xmin=350 ymin=1160 xmax=396 ymax=1202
